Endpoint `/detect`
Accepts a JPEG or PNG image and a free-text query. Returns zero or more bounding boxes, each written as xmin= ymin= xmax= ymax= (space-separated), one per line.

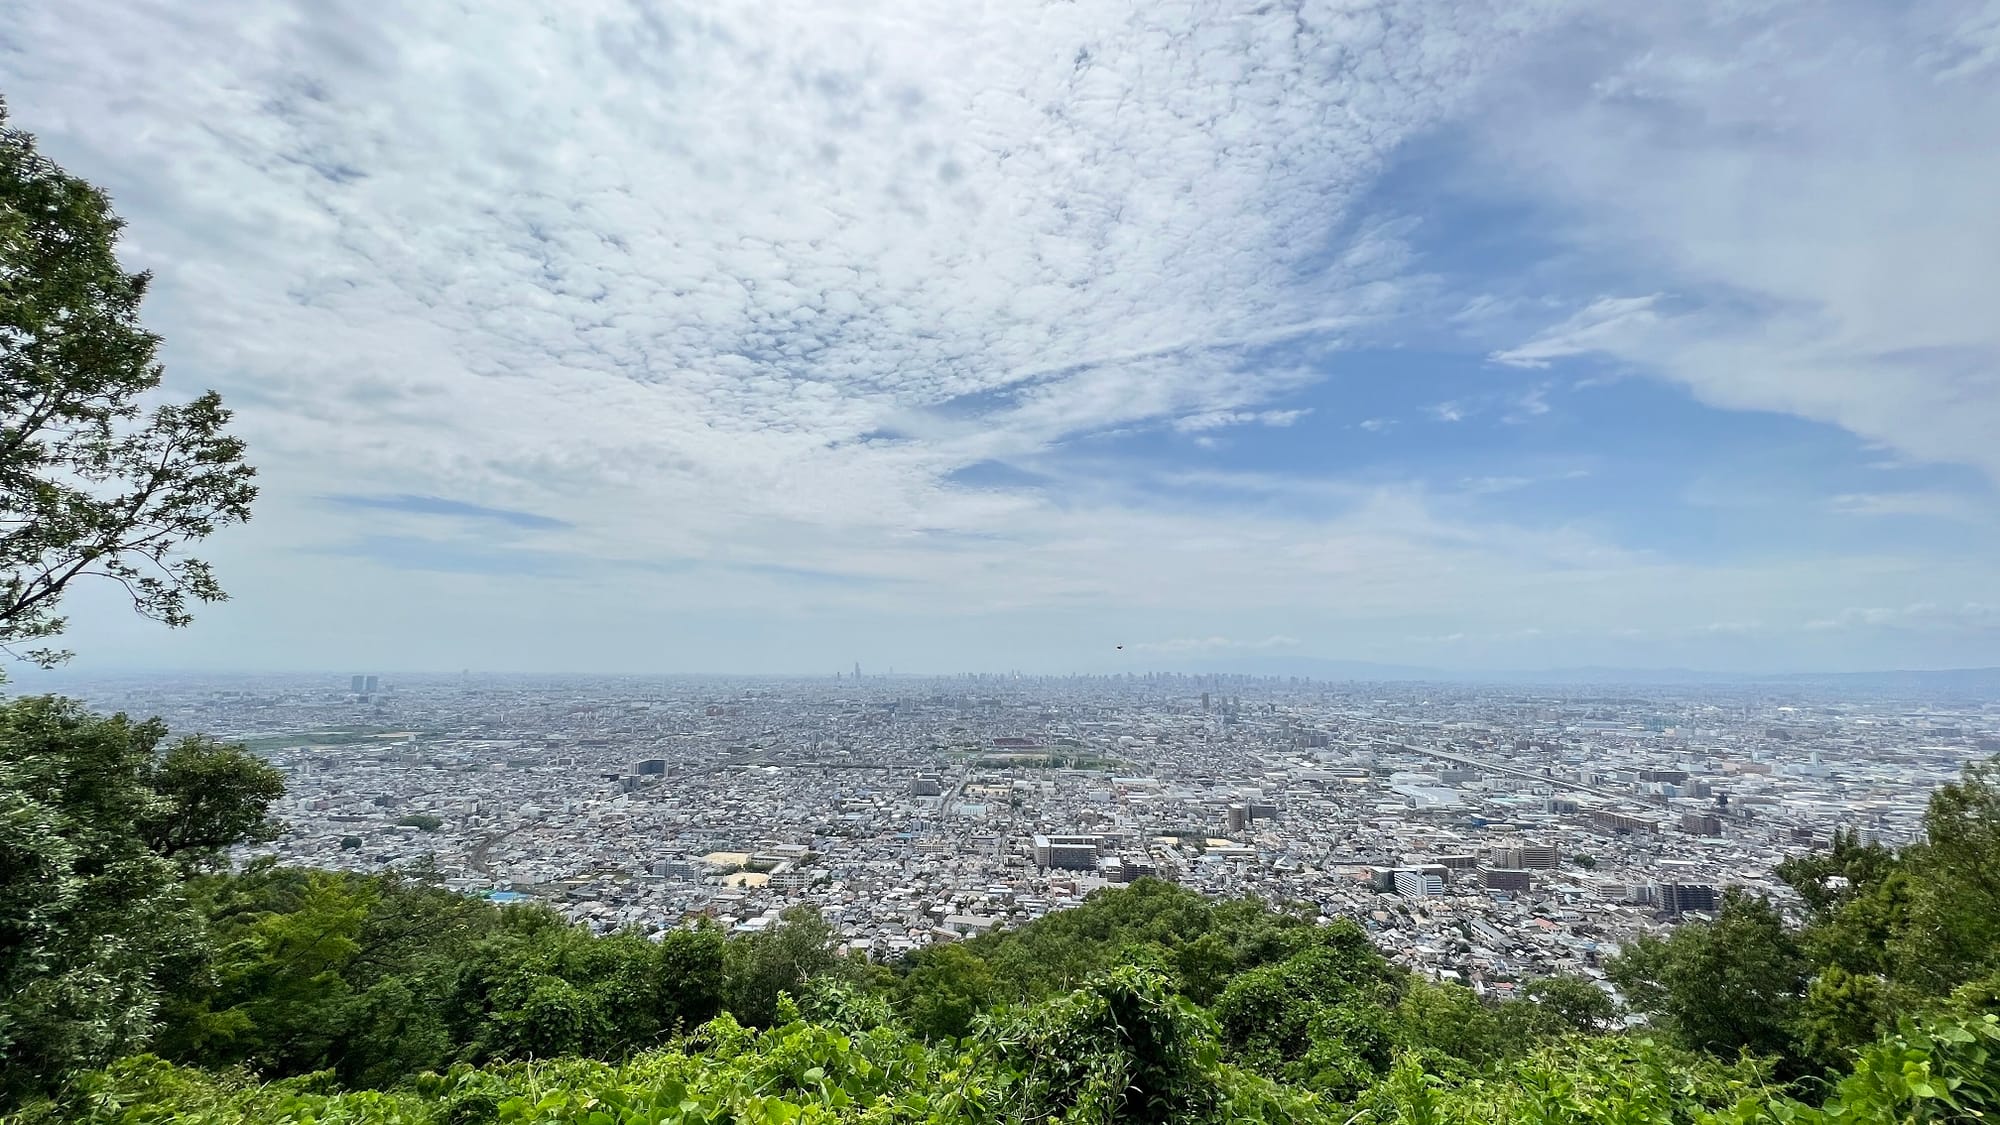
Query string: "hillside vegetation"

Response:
xmin=6 ymin=697 xmax=2000 ymax=1122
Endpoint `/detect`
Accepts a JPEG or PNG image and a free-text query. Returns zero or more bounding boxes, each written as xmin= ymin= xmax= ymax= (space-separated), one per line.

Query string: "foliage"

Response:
xmin=1793 ymin=966 xmax=1895 ymax=1072
xmin=1607 ymin=890 xmax=1807 ymax=1062
xmin=893 ymin=942 xmax=995 ymax=1040
xmin=1603 ymin=754 xmax=2000 ymax=1071
xmin=1894 ymin=759 xmax=2000 ymax=995
xmin=1776 ymin=830 xmax=1913 ymax=985
xmin=0 ymin=100 xmax=256 ymax=667
xmin=140 ymin=868 xmax=795 ymax=1088
xmin=1355 ymin=1035 xmax=1779 ymax=1125
xmin=724 ymin=907 xmax=856 ymax=1029
xmin=1520 ymin=976 xmax=1618 ymax=1037
xmin=961 ymin=878 xmax=1315 ymax=1005
xmin=1213 ymin=922 xmax=1406 ymax=1095
xmin=42 ymin=971 xmax=1319 ymax=1125
xmin=1393 ymin=979 xmax=1508 ymax=1070
xmin=136 ymin=735 xmax=287 ymax=868
xmin=0 ymin=696 xmax=280 ymax=1105
xmin=1805 ymin=1011 xmax=2000 ymax=1123
xmin=985 ymin=966 xmax=1227 ymax=1123
xmin=33 ymin=1000 xmax=2000 ymax=1125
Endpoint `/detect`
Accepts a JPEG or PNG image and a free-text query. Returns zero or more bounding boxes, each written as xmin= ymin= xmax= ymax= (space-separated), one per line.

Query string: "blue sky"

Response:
xmin=2 ymin=0 xmax=1997 ymax=675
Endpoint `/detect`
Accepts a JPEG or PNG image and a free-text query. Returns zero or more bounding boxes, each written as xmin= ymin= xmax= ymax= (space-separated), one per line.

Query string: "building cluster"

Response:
xmin=51 ymin=670 xmax=1999 ymax=993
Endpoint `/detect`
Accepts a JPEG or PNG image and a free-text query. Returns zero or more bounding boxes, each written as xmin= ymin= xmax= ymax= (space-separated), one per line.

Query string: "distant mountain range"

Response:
xmin=1161 ymin=654 xmax=2000 ymax=693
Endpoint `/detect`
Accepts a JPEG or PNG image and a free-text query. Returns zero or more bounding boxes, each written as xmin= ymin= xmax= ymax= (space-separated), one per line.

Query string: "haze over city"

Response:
xmin=4 ymin=0 xmax=1997 ymax=677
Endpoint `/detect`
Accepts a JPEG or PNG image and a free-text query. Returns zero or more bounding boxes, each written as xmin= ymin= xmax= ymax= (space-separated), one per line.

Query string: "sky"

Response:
xmin=2 ymin=0 xmax=1998 ymax=677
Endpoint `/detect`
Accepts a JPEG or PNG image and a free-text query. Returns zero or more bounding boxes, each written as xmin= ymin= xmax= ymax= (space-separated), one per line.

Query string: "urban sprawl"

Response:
xmin=53 ymin=672 xmax=1999 ymax=1000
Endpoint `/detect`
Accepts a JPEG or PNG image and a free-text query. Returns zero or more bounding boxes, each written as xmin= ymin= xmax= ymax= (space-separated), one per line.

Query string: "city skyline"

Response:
xmin=38 ymin=667 xmax=1987 ymax=981
xmin=16 ymin=663 xmax=2000 ymax=692
xmin=5 ymin=0 xmax=1998 ymax=676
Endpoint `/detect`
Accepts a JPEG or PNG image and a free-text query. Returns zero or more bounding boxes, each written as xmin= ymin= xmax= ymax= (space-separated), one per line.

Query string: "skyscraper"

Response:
xmin=350 ymin=675 xmax=365 ymax=693
xmin=853 ymin=661 xmax=861 ymax=680
xmin=363 ymin=675 xmax=379 ymax=693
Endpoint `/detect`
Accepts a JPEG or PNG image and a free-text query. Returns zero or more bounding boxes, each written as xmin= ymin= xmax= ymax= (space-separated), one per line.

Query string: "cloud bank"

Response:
xmin=2 ymin=0 xmax=1995 ymax=673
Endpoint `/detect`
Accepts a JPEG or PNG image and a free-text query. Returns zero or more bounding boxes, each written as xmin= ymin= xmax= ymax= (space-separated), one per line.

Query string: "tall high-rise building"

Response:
xmin=853 ymin=661 xmax=862 ymax=680
xmin=363 ymin=675 xmax=379 ymax=693
xmin=350 ymin=675 xmax=365 ymax=693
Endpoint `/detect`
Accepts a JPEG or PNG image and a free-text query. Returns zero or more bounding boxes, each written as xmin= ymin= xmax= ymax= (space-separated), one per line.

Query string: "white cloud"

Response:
xmin=1489 ymin=296 xmax=1665 ymax=369
xmin=4 ymin=0 xmax=1996 ymax=672
xmin=1477 ymin=3 xmax=2000 ymax=480
xmin=1805 ymin=603 xmax=2000 ymax=632
xmin=1130 ymin=635 xmax=1301 ymax=654
xmin=1457 ymin=469 xmax=1587 ymax=495
xmin=1172 ymin=408 xmax=1312 ymax=433
xmin=1503 ymin=384 xmax=1553 ymax=422
xmin=1461 ymin=476 xmax=1534 ymax=495
xmin=3 ymin=1 xmax=1566 ymax=607
xmin=1827 ymin=491 xmax=1991 ymax=522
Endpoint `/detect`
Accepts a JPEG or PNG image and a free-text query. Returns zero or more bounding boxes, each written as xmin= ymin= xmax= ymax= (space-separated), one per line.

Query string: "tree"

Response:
xmin=1170 ymin=931 xmax=1239 ymax=1006
xmin=1 ymin=99 xmax=256 ymax=666
xmin=897 ymin=942 xmax=996 ymax=1040
xmin=0 ymin=695 xmax=282 ymax=1104
xmin=1778 ymin=829 xmax=1915 ymax=983
xmin=989 ymin=966 xmax=1224 ymax=1124
xmin=1757 ymin=758 xmax=2000 ymax=1018
xmin=1212 ymin=922 xmax=1405 ymax=1095
xmin=1395 ymin=978 xmax=1505 ymax=1068
xmin=1776 ymin=828 xmax=1900 ymax=921
xmin=137 ymin=736 xmax=285 ymax=868
xmin=1521 ymin=975 xmax=1617 ymax=1035
xmin=1606 ymin=889 xmax=1807 ymax=1061
xmin=1893 ymin=757 xmax=2000 ymax=993
xmin=655 ymin=924 xmax=727 ymax=1032
xmin=973 ymin=878 xmax=1215 ymax=1002
xmin=1794 ymin=965 xmax=1894 ymax=1068
xmin=169 ymin=873 xmax=372 ymax=1075
xmin=723 ymin=906 xmax=847 ymax=1027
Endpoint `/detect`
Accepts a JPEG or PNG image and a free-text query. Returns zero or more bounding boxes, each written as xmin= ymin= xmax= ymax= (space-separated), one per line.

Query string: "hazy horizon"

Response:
xmin=12 ymin=659 xmax=2000 ymax=686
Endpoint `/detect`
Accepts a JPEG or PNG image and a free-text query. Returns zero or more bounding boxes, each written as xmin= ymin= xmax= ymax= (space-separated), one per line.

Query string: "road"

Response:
xmin=1387 ymin=743 xmax=1645 ymax=806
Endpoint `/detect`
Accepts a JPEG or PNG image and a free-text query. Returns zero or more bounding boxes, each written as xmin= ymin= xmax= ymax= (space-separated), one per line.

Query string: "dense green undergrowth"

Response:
xmin=39 ymin=982 xmax=2000 ymax=1124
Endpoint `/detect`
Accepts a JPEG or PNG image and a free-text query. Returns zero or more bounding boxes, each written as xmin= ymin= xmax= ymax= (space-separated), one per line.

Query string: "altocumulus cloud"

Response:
xmin=3 ymin=0 xmax=1998 ymax=672
xmin=324 ymin=494 xmax=572 ymax=531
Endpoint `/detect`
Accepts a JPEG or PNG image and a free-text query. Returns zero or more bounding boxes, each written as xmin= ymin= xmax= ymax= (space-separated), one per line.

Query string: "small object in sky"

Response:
xmin=1115 ymin=645 xmax=1124 ymax=650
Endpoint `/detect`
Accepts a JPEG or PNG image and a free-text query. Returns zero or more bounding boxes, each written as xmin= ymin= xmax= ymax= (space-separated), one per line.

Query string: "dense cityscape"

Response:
xmin=47 ymin=670 xmax=2000 ymax=997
